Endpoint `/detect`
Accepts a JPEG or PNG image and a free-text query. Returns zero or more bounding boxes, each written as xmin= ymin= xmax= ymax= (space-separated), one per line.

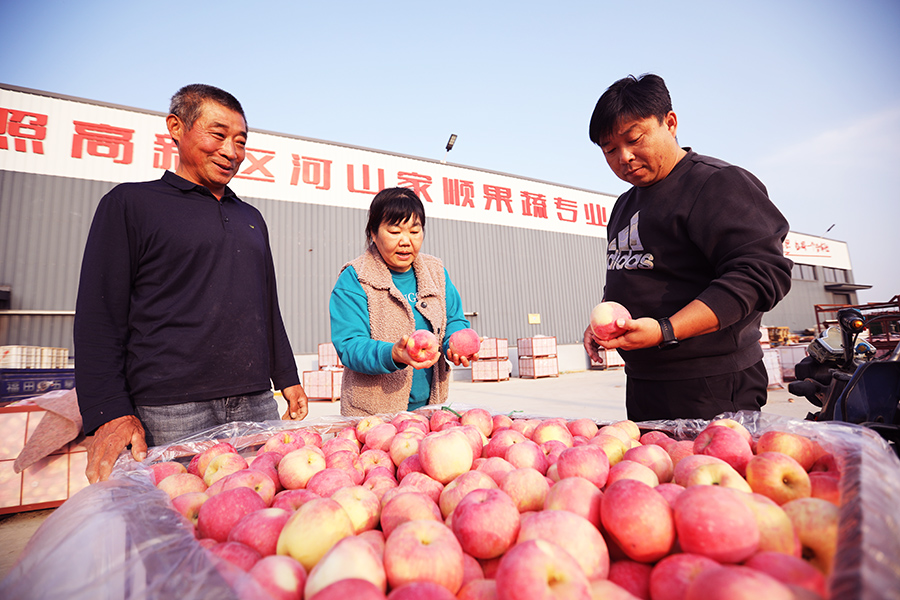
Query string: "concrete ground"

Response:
xmin=0 ymin=367 xmax=812 ymax=581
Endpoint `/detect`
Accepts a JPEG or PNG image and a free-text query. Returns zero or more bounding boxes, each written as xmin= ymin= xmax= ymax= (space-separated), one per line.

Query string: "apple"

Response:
xmin=451 ymin=488 xmax=521 ymax=559
xmin=149 ymin=461 xmax=187 ymax=486
xmin=461 ymin=552 xmax=485 ymax=588
xmin=744 ymin=551 xmax=828 ymax=598
xmin=384 ymin=519 xmax=465 ymax=594
xmin=608 ymin=560 xmax=652 ymax=600
xmin=356 ymin=415 xmax=386 ymax=445
xmin=460 ymin=408 xmax=493 ymax=440
xmin=504 ymin=439 xmax=550 ymax=474
xmin=380 ymin=490 xmax=442 ymax=537
xmin=278 ymin=447 xmax=327 ymax=490
xmin=809 ymin=451 xmax=840 ymax=476
xmin=449 ymin=328 xmax=482 ymax=358
xmin=365 ymin=465 xmax=397 ymax=483
xmin=590 ymin=301 xmax=631 ymax=341
xmin=494 ymin=539 xmax=591 ymax=600
xmin=683 ymin=462 xmax=752 ymax=493
xmin=483 ymin=429 xmax=528 ymax=458
xmin=623 ymin=444 xmax=674 ymax=483
xmin=261 ymin=430 xmax=306 ymax=456
xmin=653 ymin=482 xmax=685 ymax=508
xmin=672 ymin=454 xmax=728 ymax=487
xmin=209 ymin=540 xmax=262 ymax=572
xmin=306 ymin=468 xmax=355 ymax=497
xmin=203 ymin=452 xmax=249 ymax=486
xmin=216 ymin=469 xmax=277 ymax=506
xmin=458 ymin=579 xmax=497 ymax=600
xmin=809 ymin=471 xmax=841 ymax=505
xmin=358 ymin=528 xmax=387 ymax=556
xmin=588 ymin=434 xmax=628 ymax=466
xmin=693 ymin=425 xmax=753 ymax=476
xmin=666 ymin=440 xmax=696 ymax=467
xmin=248 ymin=451 xmax=284 ymax=493
xmin=475 ymin=456 xmax=516 ymax=486
xmin=322 ymin=436 xmax=360 ymax=457
xmin=157 ymin=472 xmax=207 ymax=500
xmin=360 ymin=448 xmax=395 ymax=476
xmin=540 ymin=439 xmax=568 ymax=466
xmin=781 ymin=497 xmax=839 ymax=575
xmin=684 ymin=565 xmax=794 ymax=600
xmin=276 ymin=497 xmax=355 ymax=571
xmin=756 ymin=431 xmax=818 ymax=471
xmin=363 ymin=474 xmax=399 ymax=503
xmin=197 ymin=441 xmax=239 ymax=478
xmin=272 ymin=488 xmax=320 ymax=512
xmin=648 ymin=553 xmax=720 ymax=600
xmin=531 ymin=419 xmax=575 ymax=448
xmin=197 ymin=486 xmax=268 ymax=543
xmin=588 ymin=578 xmax=643 ymax=600
xmin=567 ymin=418 xmax=599 ymax=440
xmin=639 ymin=430 xmax=674 ymax=449
xmin=364 ymin=422 xmax=398 ymax=453
xmin=745 ymin=452 xmax=811 ymax=505
xmin=601 ymin=479 xmax=674 ymax=563
xmin=387 ymin=581 xmax=458 ymax=599
xmin=429 ymin=409 xmax=460 ymax=432
xmin=325 ymin=450 xmax=365 ymax=485
xmin=407 ymin=329 xmax=440 ymax=362
xmin=304 ymin=535 xmax=387 ymax=599
xmin=399 ymin=471 xmax=444 ymax=504
xmin=228 ymin=507 xmax=291 ymax=556
xmin=331 ymin=484 xmax=382 ymax=533
xmin=708 ymin=418 xmax=753 ymax=446
xmin=556 ymin=444 xmax=610 ymax=488
xmin=419 ymin=428 xmax=474 ymax=484
xmin=605 ymin=459 xmax=660 ymax=488
xmin=500 ymin=467 xmax=550 ymax=513
xmin=244 ymin=554 xmax=308 ymax=600
xmin=673 ymin=485 xmax=760 ymax=564
xmin=735 ymin=492 xmax=800 ymax=556
xmin=458 ymin=424 xmax=487 ymax=461
xmin=509 ymin=418 xmax=540 ymax=439
xmin=492 ymin=414 xmax=514 ymax=432
xmin=171 ymin=491 xmax=209 ymax=527
xmin=396 ymin=454 xmax=424 ymax=480
xmin=307 ymin=578 xmax=385 ymax=600
xmin=518 ymin=509 xmax=609 ymax=580
xmin=542 ymin=476 xmax=603 ymax=527
xmin=438 ymin=470 xmax=498 ymax=518
xmin=335 ymin=425 xmax=361 ymax=445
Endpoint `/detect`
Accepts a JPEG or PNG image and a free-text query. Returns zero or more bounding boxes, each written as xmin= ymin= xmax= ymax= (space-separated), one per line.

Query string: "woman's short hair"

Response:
xmin=366 ymin=187 xmax=426 ymax=242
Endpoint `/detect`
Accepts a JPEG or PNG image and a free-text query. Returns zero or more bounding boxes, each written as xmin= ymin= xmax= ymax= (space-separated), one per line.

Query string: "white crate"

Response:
xmin=302 ymin=369 xmax=343 ymax=401
xmin=763 ymin=348 xmax=784 ymax=388
xmin=479 ymin=338 xmax=509 ymax=360
xmin=777 ymin=344 xmax=808 ymax=381
xmin=0 ymin=346 xmax=42 ymax=369
xmin=590 ymin=348 xmax=625 ymax=370
xmin=517 ymin=336 xmax=557 ymax=358
xmin=518 ymin=356 xmax=559 ymax=379
xmin=472 ymin=359 xmax=510 ymax=382
xmin=317 ymin=343 xmax=343 ymax=368
xmin=39 ymin=348 xmax=69 ymax=369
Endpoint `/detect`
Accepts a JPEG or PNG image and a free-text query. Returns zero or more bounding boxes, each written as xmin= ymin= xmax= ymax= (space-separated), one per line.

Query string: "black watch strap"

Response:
xmin=657 ymin=317 xmax=679 ymax=349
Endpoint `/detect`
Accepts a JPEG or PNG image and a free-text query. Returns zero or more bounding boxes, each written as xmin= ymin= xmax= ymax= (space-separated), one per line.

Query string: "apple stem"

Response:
xmin=441 ymin=406 xmax=463 ymax=418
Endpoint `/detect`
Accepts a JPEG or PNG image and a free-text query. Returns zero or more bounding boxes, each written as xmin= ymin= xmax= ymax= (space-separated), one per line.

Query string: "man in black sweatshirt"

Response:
xmin=583 ymin=74 xmax=793 ymax=421
xmin=75 ymin=84 xmax=308 ymax=482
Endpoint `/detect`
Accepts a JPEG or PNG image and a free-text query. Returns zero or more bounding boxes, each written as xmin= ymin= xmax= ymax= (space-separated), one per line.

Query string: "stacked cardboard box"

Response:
xmin=1 ymin=346 xmax=69 ymax=369
xmin=517 ymin=336 xmax=559 ymax=379
xmin=301 ymin=343 xmax=344 ymax=401
xmin=472 ymin=338 xmax=510 ymax=382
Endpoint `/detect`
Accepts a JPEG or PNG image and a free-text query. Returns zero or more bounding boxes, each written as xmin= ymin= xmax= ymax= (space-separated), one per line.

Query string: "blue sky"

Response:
xmin=2 ymin=0 xmax=898 ymax=303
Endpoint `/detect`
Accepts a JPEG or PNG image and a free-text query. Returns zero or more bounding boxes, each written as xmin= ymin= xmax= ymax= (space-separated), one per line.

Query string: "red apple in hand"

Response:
xmin=407 ymin=330 xmax=440 ymax=362
xmin=449 ymin=328 xmax=481 ymax=358
xmin=590 ymin=301 xmax=632 ymax=341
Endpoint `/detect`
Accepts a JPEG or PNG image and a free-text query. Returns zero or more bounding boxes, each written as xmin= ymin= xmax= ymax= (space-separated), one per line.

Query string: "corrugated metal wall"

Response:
xmin=0 ymin=169 xmax=606 ymax=354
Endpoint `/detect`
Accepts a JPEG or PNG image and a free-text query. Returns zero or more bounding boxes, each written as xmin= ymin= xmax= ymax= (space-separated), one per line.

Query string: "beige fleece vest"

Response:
xmin=339 ymin=244 xmax=450 ymax=416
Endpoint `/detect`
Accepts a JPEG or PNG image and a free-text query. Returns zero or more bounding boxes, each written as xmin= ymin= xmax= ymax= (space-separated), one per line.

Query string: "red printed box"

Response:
xmin=479 ymin=338 xmax=508 ymax=360
xmin=518 ymin=356 xmax=559 ymax=379
xmin=472 ymin=359 xmax=510 ymax=382
xmin=317 ymin=343 xmax=343 ymax=369
xmin=517 ymin=336 xmax=557 ymax=358
xmin=303 ymin=369 xmax=343 ymax=401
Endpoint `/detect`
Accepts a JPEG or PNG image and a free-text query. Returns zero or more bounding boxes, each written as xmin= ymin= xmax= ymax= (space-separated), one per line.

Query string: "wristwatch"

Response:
xmin=657 ymin=317 xmax=680 ymax=350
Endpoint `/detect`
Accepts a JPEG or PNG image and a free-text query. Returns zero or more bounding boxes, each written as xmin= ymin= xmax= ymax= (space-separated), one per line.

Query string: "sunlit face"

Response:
xmin=599 ymin=112 xmax=685 ymax=187
xmin=373 ymin=217 xmax=424 ymax=272
xmin=166 ymin=101 xmax=247 ymax=199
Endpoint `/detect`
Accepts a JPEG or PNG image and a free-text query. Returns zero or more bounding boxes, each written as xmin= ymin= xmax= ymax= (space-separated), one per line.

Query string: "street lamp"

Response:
xmin=441 ymin=134 xmax=457 ymax=164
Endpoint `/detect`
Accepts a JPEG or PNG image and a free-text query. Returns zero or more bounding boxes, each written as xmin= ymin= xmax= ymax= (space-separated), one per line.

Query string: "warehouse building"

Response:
xmin=0 ymin=84 xmax=871 ymax=374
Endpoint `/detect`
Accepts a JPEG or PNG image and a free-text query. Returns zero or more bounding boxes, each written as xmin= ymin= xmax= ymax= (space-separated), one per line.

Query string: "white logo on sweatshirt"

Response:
xmin=607 ymin=211 xmax=654 ymax=270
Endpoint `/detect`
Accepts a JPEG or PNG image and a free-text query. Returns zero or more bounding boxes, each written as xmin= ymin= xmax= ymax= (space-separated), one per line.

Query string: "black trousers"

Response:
xmin=625 ymin=359 xmax=768 ymax=422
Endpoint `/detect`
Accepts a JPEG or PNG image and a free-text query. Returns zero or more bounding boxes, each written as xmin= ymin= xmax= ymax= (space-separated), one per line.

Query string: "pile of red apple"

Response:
xmin=149 ymin=409 xmax=843 ymax=600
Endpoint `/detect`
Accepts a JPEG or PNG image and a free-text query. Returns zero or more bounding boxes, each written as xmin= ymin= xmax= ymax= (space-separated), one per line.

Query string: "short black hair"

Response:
xmin=169 ymin=84 xmax=246 ymax=130
xmin=589 ymin=74 xmax=672 ymax=145
xmin=366 ymin=187 xmax=426 ymax=243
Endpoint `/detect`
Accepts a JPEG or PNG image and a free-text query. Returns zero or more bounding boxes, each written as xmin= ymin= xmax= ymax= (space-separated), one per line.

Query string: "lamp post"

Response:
xmin=441 ymin=134 xmax=457 ymax=164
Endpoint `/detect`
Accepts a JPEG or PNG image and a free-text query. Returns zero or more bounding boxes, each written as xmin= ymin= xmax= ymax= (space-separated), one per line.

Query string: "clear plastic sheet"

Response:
xmin=1 ymin=408 xmax=898 ymax=600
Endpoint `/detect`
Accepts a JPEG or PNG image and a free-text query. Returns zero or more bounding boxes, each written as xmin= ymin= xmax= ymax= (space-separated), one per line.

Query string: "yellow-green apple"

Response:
xmin=494 ymin=538 xmax=592 ymax=600
xmin=271 ymin=488 xmax=320 ymax=511
xmin=248 ymin=451 xmax=284 ymax=493
xmin=397 ymin=454 xmax=424 ymax=480
xmin=590 ymin=301 xmax=631 ymax=341
xmin=532 ymin=419 xmax=575 ymax=448
xmin=389 ymin=431 xmax=422 ymax=468
xmin=653 ymin=482 xmax=685 ymax=508
xmin=640 ymin=430 xmax=674 ymax=449
xmin=605 ymin=459 xmax=660 ymax=488
xmin=228 ymin=507 xmax=291 ymax=556
xmin=399 ymin=471 xmax=444 ymax=503
xmin=451 ymin=488 xmax=521 ymax=559
xmin=567 ymin=418 xmax=599 ymax=440
xmin=356 ymin=415 xmax=386 ymax=445
xmin=384 ymin=519 xmax=465 ymax=593
xmin=781 ymin=497 xmax=839 ymax=575
xmin=519 ymin=509 xmax=610 ymax=580
xmin=623 ymin=444 xmax=674 ymax=483
xmin=304 ymin=536 xmax=387 ymax=599
xmin=261 ymin=430 xmax=305 ymax=456
xmin=673 ymin=485 xmax=760 ymax=563
xmin=439 ymin=470 xmax=498 ymax=518
xmin=745 ymin=452 xmax=811 ymax=505
xmin=322 ymin=436 xmax=360 ymax=457
xmin=542 ymin=476 xmax=603 ymax=527
xmin=672 ymin=454 xmax=728 ymax=486
xmin=735 ymin=492 xmax=800 ymax=556
xmin=540 ymin=439 xmax=568 ymax=466
xmin=209 ymin=540 xmax=262 ymax=572
xmin=380 ymin=490 xmax=442 ymax=537
xmin=601 ymin=479 xmax=674 ymax=563
xmin=475 ymin=456 xmax=516 ymax=486
xmin=588 ymin=434 xmax=628 ymax=466
xmin=648 ymin=553 xmax=720 ymax=600
xmin=683 ymin=462 xmax=752 ymax=493
xmin=708 ymin=418 xmax=753 ymax=446
xmin=492 ymin=414 xmax=513 ymax=432
xmin=276 ymin=497 xmax=354 ymax=571
xmin=197 ymin=486 xmax=268 ymax=543
xmin=556 ymin=444 xmax=610 ymax=488
xmin=203 ymin=452 xmax=249 ymax=486
xmin=388 ymin=581 xmax=459 ymax=599
xmin=610 ymin=420 xmax=641 ymax=442
xmin=197 ymin=441 xmax=238 ymax=477
xmin=325 ymin=450 xmax=365 ymax=485
xmin=744 ymin=551 xmax=827 ymax=598
xmin=157 ymin=472 xmax=207 ymax=499
xmin=608 ymin=560 xmax=652 ymax=599
xmin=598 ymin=425 xmax=632 ymax=446
xmin=171 ymin=491 xmax=208 ymax=528
xmin=149 ymin=461 xmax=187 ymax=485
xmin=755 ymin=431 xmax=818 ymax=471
xmin=307 ymin=579 xmax=385 ymax=600
xmin=460 ymin=407 xmax=493 ymax=438
xmin=458 ymin=579 xmax=497 ymax=600
xmin=245 ymin=555 xmax=307 ymax=600
xmin=501 ymin=467 xmax=550 ymax=513
xmin=693 ymin=425 xmax=753 ymax=476
xmin=419 ymin=429 xmax=474 ymax=484
xmin=306 ymin=467 xmax=355 ymax=497
xmin=504 ymin=439 xmax=550 ymax=474
xmin=363 ymin=422 xmax=398 ymax=453
xmin=331 ymin=484 xmax=382 ymax=533
xmin=808 ymin=471 xmax=840 ymax=505
xmin=278 ymin=447 xmax=327 ymax=490
xmin=483 ymin=429 xmax=528 ymax=459
xmin=684 ymin=565 xmax=794 ymax=600
xmin=666 ymin=440 xmax=696 ymax=467
xmin=407 ymin=329 xmax=440 ymax=362
xmin=218 ymin=468 xmax=277 ymax=506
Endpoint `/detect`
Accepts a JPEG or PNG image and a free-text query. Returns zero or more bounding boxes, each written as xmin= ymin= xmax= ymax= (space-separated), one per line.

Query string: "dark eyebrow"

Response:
xmin=209 ymin=121 xmax=248 ymax=137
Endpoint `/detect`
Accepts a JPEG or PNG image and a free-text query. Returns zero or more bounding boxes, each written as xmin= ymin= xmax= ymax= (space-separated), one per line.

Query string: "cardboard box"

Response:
xmin=517 ymin=336 xmax=557 ymax=358
xmin=302 ymin=369 xmax=343 ymax=401
xmin=317 ymin=343 xmax=343 ymax=369
xmin=1 ymin=369 xmax=76 ymax=404
xmin=472 ymin=359 xmax=510 ymax=382
xmin=518 ymin=356 xmax=559 ymax=379
xmin=478 ymin=338 xmax=509 ymax=360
